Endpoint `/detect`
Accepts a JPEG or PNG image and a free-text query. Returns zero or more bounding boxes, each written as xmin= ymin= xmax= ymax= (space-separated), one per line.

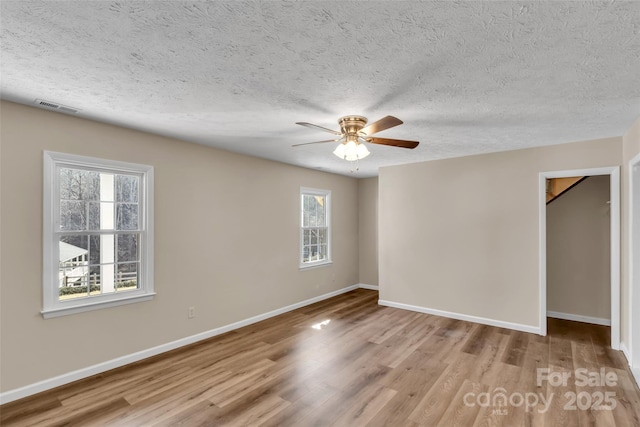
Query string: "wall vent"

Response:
xmin=34 ymin=99 xmax=80 ymax=114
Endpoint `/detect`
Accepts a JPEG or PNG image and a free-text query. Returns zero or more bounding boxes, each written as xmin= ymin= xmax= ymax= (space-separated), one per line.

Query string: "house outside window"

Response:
xmin=42 ymin=151 xmax=154 ymax=318
xmin=300 ymin=187 xmax=331 ymax=268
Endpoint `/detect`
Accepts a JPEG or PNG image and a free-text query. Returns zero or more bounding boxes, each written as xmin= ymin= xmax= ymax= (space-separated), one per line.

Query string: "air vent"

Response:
xmin=34 ymin=99 xmax=80 ymax=114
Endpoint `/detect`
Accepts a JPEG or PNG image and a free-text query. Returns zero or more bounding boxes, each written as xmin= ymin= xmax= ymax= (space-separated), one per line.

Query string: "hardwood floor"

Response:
xmin=2 ymin=289 xmax=639 ymax=426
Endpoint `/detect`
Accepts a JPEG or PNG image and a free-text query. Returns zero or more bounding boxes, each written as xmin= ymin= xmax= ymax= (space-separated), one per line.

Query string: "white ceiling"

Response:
xmin=1 ymin=1 xmax=639 ymax=177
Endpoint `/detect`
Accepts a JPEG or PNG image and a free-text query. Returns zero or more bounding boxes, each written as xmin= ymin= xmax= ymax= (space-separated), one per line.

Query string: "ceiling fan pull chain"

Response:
xmin=351 ymin=157 xmax=360 ymax=173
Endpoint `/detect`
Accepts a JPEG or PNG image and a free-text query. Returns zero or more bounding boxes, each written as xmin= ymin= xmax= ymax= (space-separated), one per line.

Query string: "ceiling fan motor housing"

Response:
xmin=338 ymin=116 xmax=368 ymax=138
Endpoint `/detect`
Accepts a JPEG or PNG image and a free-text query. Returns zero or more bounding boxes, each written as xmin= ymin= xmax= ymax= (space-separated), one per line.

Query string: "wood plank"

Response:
xmin=369 ymin=355 xmax=447 ymax=426
xmin=462 ymin=324 xmax=495 ymax=356
xmin=408 ymin=353 xmax=477 ymax=425
xmin=0 ymin=395 xmax=62 ymax=425
xmin=471 ymin=362 xmax=523 ymax=427
xmin=258 ymin=383 xmax=337 ymax=427
xmin=197 ymin=393 xmax=291 ymax=426
xmin=330 ymin=385 xmax=397 ymax=426
xmin=101 ymin=378 xmax=233 ymax=426
xmin=437 ymin=379 xmax=486 ymax=426
xmin=501 ymin=331 xmax=530 ymax=367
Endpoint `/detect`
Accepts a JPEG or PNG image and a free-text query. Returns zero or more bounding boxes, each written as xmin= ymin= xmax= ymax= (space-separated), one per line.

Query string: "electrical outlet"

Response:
xmin=188 ymin=307 xmax=196 ymax=319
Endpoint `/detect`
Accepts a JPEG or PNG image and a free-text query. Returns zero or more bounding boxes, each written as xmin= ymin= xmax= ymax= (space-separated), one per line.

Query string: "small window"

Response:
xmin=43 ymin=151 xmax=154 ymax=318
xmin=300 ymin=187 xmax=331 ymax=268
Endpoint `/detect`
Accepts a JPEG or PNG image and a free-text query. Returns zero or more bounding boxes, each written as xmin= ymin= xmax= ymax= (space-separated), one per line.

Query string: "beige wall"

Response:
xmin=379 ymin=137 xmax=622 ymax=328
xmin=358 ymin=177 xmax=378 ymax=286
xmin=547 ymin=176 xmax=611 ymax=320
xmin=0 ymin=101 xmax=359 ymax=393
xmin=622 ymin=115 xmax=640 ymax=361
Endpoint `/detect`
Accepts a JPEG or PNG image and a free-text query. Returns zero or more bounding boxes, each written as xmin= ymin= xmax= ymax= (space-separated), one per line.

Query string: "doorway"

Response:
xmin=539 ymin=167 xmax=620 ymax=349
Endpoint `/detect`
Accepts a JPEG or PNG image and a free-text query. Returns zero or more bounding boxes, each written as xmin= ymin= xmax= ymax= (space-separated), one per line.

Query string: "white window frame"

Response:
xmin=42 ymin=151 xmax=155 ymax=318
xmin=300 ymin=187 xmax=332 ymax=269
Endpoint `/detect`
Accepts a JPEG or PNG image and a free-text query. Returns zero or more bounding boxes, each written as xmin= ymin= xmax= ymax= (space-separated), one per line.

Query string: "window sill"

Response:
xmin=41 ymin=293 xmax=156 ymax=319
xmin=299 ymin=260 xmax=333 ymax=270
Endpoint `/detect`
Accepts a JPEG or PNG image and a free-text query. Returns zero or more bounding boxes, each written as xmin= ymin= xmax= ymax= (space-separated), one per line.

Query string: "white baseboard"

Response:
xmin=358 ymin=284 xmax=379 ymax=291
xmin=378 ymin=300 xmax=540 ymax=335
xmin=632 ymin=367 xmax=640 ymax=389
xmin=620 ymin=342 xmax=631 ymax=365
xmin=547 ymin=311 xmax=611 ymax=326
xmin=621 ymin=343 xmax=640 ymax=389
xmin=0 ymin=284 xmax=361 ymax=405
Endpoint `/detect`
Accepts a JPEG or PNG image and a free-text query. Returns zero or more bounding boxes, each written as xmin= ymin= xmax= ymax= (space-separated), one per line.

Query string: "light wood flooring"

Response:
xmin=2 ymin=289 xmax=639 ymax=426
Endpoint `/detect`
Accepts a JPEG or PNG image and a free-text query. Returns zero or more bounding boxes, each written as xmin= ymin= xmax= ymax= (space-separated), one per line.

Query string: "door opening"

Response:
xmin=539 ymin=167 xmax=620 ymax=349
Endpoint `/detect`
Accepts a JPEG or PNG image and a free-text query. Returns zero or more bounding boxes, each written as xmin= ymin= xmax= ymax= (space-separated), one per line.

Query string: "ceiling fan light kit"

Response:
xmin=294 ymin=115 xmax=420 ymax=165
xmin=333 ymin=116 xmax=370 ymax=161
xmin=333 ymin=139 xmax=370 ymax=161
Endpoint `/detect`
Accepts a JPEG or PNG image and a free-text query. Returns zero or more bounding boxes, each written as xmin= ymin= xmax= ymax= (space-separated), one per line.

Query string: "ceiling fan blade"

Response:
xmin=360 ymin=116 xmax=403 ymax=135
xmin=292 ymin=139 xmax=340 ymax=147
xmin=295 ymin=122 xmax=342 ymax=135
xmin=365 ymin=137 xmax=419 ymax=149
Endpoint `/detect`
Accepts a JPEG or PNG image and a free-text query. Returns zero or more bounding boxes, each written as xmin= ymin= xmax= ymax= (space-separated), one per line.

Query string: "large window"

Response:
xmin=300 ymin=187 xmax=331 ymax=268
xmin=43 ymin=151 xmax=154 ymax=318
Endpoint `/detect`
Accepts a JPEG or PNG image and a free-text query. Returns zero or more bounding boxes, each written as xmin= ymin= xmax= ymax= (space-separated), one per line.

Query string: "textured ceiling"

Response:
xmin=1 ymin=1 xmax=639 ymax=177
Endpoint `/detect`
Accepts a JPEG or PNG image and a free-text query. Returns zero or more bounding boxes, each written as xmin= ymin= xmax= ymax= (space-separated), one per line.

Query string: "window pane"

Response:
xmin=117 ymin=234 xmax=139 ymax=263
xmin=59 ymin=263 xmax=91 ymax=300
xmin=89 ymin=277 xmax=101 ymax=295
xmin=60 ymin=235 xmax=88 ymax=254
xmin=99 ymin=173 xmax=114 ymax=202
xmin=59 ymin=236 xmax=89 ymax=284
xmin=88 ymin=201 xmax=101 ymax=230
xmin=60 ymin=200 xmax=86 ymax=231
xmin=116 ymin=175 xmax=139 ymax=203
xmin=302 ymin=194 xmax=327 ymax=227
xmin=104 ymin=235 xmax=116 ymax=264
xmin=309 ymin=196 xmax=317 ymax=226
xmin=315 ymin=196 xmax=325 ymax=226
xmin=100 ymin=202 xmax=115 ymax=230
xmin=58 ymin=266 xmax=87 ymax=288
xmin=83 ymin=171 xmax=101 ymax=200
xmin=116 ymin=203 xmax=138 ymax=230
xmin=89 ymin=235 xmax=101 ymax=265
xmin=87 ymin=266 xmax=101 ymax=292
xmin=59 ymin=168 xmax=100 ymax=201
xmin=117 ymin=263 xmax=139 ymax=291
xmin=89 ymin=234 xmax=116 ymax=265
xmin=310 ymin=229 xmax=318 ymax=245
xmin=318 ymin=229 xmax=327 ymax=245
xmin=319 ymin=244 xmax=327 ymax=260
xmin=317 ymin=205 xmax=325 ymax=227
xmin=99 ymin=264 xmax=116 ymax=294
xmin=58 ymin=276 xmax=88 ymax=300
xmin=59 ymin=168 xmax=77 ymax=200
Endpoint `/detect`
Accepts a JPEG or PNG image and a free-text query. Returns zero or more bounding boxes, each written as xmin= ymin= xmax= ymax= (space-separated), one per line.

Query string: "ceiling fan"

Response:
xmin=293 ymin=115 xmax=419 ymax=162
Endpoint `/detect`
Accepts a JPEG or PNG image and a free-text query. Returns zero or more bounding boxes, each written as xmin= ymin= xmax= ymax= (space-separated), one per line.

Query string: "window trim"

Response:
xmin=42 ymin=151 xmax=155 ymax=318
xmin=299 ymin=187 xmax=332 ymax=269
